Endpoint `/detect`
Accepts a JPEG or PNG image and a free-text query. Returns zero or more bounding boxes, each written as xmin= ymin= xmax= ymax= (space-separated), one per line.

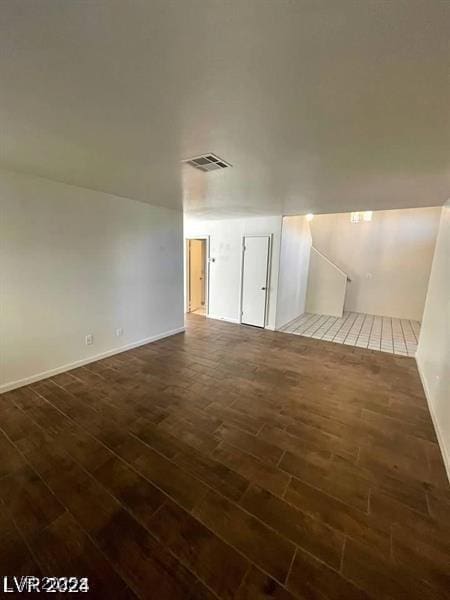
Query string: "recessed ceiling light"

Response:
xmin=183 ymin=153 xmax=231 ymax=172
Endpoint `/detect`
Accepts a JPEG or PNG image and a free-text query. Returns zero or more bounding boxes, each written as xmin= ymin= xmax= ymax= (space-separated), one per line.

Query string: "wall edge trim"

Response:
xmin=416 ymin=355 xmax=450 ymax=484
xmin=0 ymin=326 xmax=185 ymax=394
xmin=206 ymin=314 xmax=240 ymax=325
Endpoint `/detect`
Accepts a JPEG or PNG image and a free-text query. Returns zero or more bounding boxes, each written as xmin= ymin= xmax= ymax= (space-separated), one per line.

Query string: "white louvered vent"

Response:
xmin=183 ymin=153 xmax=231 ymax=172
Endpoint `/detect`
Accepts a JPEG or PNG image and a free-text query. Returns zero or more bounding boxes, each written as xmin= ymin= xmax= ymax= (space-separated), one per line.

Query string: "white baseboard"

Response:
xmin=276 ymin=312 xmax=304 ymax=332
xmin=206 ymin=314 xmax=241 ymax=325
xmin=207 ymin=314 xmax=276 ymax=329
xmin=416 ymin=356 xmax=450 ymax=484
xmin=0 ymin=326 xmax=185 ymax=394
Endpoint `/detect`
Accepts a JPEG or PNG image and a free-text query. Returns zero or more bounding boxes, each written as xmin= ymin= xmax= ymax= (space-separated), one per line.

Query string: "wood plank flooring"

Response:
xmin=0 ymin=314 xmax=448 ymax=599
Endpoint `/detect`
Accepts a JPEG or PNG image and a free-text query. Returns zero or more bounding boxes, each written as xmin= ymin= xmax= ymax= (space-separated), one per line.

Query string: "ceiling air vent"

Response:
xmin=184 ymin=153 xmax=231 ymax=172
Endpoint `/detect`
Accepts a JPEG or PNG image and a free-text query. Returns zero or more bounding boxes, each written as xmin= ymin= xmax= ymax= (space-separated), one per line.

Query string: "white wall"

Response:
xmin=309 ymin=207 xmax=441 ymax=320
xmin=0 ymin=169 xmax=184 ymax=392
xmin=276 ymin=216 xmax=311 ymax=329
xmin=306 ymin=248 xmax=347 ymax=318
xmin=416 ymin=202 xmax=450 ymax=481
xmin=184 ymin=215 xmax=282 ymax=330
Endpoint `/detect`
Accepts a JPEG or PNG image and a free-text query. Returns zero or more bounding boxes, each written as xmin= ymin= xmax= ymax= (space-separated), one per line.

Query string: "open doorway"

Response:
xmin=276 ymin=209 xmax=440 ymax=356
xmin=186 ymin=238 xmax=209 ymax=316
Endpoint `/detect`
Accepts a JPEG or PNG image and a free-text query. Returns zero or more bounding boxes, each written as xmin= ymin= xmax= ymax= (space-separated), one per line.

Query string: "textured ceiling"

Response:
xmin=0 ymin=1 xmax=449 ymax=217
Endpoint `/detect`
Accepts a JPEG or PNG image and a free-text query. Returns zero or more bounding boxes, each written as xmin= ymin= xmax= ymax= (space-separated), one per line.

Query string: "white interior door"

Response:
xmin=241 ymin=236 xmax=270 ymax=327
xmin=189 ymin=239 xmax=203 ymax=311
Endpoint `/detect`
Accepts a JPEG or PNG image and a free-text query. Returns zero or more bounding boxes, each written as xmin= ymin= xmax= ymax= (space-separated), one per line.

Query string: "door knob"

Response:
xmin=261 ymin=286 xmax=267 ymax=290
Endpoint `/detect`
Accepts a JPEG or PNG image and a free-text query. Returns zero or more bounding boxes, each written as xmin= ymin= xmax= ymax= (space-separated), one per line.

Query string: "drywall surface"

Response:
xmin=184 ymin=215 xmax=282 ymax=329
xmin=306 ymin=248 xmax=347 ymax=318
xmin=276 ymin=216 xmax=312 ymax=329
xmin=309 ymin=207 xmax=441 ymax=320
xmin=416 ymin=203 xmax=450 ymax=480
xmin=0 ymin=169 xmax=184 ymax=391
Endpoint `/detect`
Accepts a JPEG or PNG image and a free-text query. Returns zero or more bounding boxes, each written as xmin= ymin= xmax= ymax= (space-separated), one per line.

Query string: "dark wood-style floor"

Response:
xmin=1 ymin=314 xmax=449 ymax=599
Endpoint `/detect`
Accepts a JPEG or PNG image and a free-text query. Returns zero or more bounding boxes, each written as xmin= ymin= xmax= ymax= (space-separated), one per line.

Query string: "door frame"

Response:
xmin=185 ymin=236 xmax=210 ymax=315
xmin=239 ymin=234 xmax=272 ymax=328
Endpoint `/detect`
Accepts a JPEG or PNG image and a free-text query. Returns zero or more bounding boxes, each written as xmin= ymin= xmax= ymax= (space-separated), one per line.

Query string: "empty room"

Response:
xmin=0 ymin=2 xmax=449 ymax=599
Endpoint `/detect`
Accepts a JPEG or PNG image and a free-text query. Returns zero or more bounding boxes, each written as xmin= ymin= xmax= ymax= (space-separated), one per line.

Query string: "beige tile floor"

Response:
xmin=279 ymin=311 xmax=420 ymax=356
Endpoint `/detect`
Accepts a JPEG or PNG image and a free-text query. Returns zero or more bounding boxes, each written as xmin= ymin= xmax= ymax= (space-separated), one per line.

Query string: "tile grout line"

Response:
xmin=341 ymin=311 xmax=354 ymax=343
xmin=320 ymin=315 xmax=339 ymax=339
xmin=290 ymin=313 xmax=315 ymax=334
xmin=2 ymin=314 xmax=442 ymax=600
xmin=0 ymin=483 xmax=50 ymax=587
xmin=354 ymin=312 xmax=368 ymax=347
xmin=281 ymin=475 xmax=292 ymax=498
xmin=304 ymin=315 xmax=331 ymax=338
xmin=354 ymin=312 xmax=367 ymax=346
xmin=329 ymin=312 xmax=348 ymax=342
xmin=389 ymin=317 xmax=394 ymax=352
xmin=399 ymin=319 xmax=409 ymax=358
xmin=294 ymin=313 xmax=323 ymax=335
xmin=27 ymin=384 xmax=346 ymax=594
xmin=233 ymin=565 xmax=252 ymax=598
xmin=276 ymin=449 xmax=287 ymax=468
xmin=331 ymin=311 xmax=353 ymax=342
xmin=285 ymin=547 xmax=297 ymax=587
xmin=0 ymin=421 xmax=135 ymax=598
xmin=367 ymin=313 xmax=376 ymax=350
xmin=4 ymin=397 xmax=227 ymax=600
xmin=342 ymin=312 xmax=359 ymax=344
xmin=50 ymin=376 xmax=374 ymax=568
xmin=339 ymin=536 xmax=347 ymax=574
xmin=410 ymin=318 xmax=418 ymax=345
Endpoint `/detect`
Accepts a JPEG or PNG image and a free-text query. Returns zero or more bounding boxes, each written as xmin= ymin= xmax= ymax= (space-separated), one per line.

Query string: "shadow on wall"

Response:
xmin=307 ymin=207 xmax=441 ymax=322
xmin=275 ymin=215 xmax=312 ymax=330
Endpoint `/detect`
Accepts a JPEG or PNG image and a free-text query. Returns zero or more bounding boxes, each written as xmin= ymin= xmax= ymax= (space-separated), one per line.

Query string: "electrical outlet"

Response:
xmin=85 ymin=334 xmax=93 ymax=345
xmin=115 ymin=328 xmax=123 ymax=337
